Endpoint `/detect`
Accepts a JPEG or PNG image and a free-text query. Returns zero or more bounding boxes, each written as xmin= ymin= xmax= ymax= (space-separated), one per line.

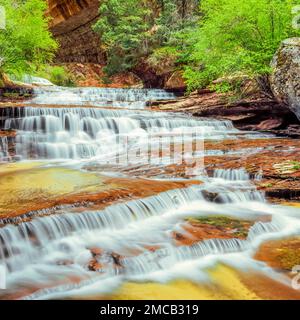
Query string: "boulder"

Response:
xmin=270 ymin=38 xmax=300 ymax=121
xmin=164 ymin=71 xmax=186 ymax=92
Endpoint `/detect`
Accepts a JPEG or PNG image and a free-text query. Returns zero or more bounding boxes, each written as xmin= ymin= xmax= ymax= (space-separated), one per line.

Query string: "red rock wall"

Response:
xmin=47 ymin=0 xmax=105 ymax=63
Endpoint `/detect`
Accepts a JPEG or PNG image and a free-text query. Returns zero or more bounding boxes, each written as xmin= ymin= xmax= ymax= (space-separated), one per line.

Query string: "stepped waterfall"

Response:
xmin=0 ymin=86 xmax=299 ymax=300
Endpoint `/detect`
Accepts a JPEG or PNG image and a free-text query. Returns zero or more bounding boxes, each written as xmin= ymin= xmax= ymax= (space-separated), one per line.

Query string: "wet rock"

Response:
xmin=88 ymin=259 xmax=103 ymax=272
xmin=111 ymin=252 xmax=122 ymax=267
xmin=265 ymin=125 xmax=300 ymax=138
xmin=265 ymin=189 xmax=300 ymax=200
xmin=0 ymin=129 xmax=16 ymax=137
xmin=88 ymin=251 xmax=124 ymax=272
xmin=255 ymin=237 xmax=300 ymax=271
xmin=0 ymin=86 xmax=33 ymax=102
xmin=284 ymin=124 xmax=300 ymax=138
xmin=173 ymin=216 xmax=255 ymax=246
xmin=89 ymin=247 xmax=103 ymax=258
xmin=201 ymin=190 xmax=219 ymax=202
xmin=271 ymin=38 xmax=300 ymax=121
xmin=150 ymin=78 xmax=300 ymax=137
xmin=202 ymin=138 xmax=300 ymax=202
xmin=0 ymin=174 xmax=200 ymax=221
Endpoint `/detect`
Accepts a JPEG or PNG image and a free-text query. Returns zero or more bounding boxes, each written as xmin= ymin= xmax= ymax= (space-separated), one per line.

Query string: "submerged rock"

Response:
xmin=271 ymin=38 xmax=300 ymax=121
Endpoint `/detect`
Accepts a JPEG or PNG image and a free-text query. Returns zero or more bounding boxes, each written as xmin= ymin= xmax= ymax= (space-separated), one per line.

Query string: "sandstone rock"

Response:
xmin=113 ymin=72 xmax=143 ymax=89
xmin=256 ymin=118 xmax=283 ymax=130
xmin=134 ymin=59 xmax=166 ymax=88
xmin=89 ymin=247 xmax=103 ymax=258
xmin=47 ymin=0 xmax=104 ymax=64
xmin=88 ymin=259 xmax=102 ymax=271
xmin=62 ymin=63 xmax=143 ymax=88
xmin=164 ymin=71 xmax=186 ymax=91
xmin=255 ymin=237 xmax=300 ymax=271
xmin=270 ymin=38 xmax=300 ymax=121
xmin=241 ymin=79 xmax=261 ymax=97
xmin=213 ymin=75 xmax=262 ymax=98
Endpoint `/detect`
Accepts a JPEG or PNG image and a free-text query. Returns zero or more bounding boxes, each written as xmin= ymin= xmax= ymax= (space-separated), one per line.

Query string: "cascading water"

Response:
xmin=0 ymin=86 xmax=299 ymax=299
xmin=29 ymin=87 xmax=176 ymax=109
xmin=0 ymin=137 xmax=9 ymax=161
xmin=9 ymin=74 xmax=55 ymax=87
xmin=3 ymin=105 xmax=239 ymax=160
xmin=213 ymin=168 xmax=250 ymax=181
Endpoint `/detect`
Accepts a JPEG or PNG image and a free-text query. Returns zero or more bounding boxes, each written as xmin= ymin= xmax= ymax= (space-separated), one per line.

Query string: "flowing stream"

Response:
xmin=0 ymin=86 xmax=299 ymax=299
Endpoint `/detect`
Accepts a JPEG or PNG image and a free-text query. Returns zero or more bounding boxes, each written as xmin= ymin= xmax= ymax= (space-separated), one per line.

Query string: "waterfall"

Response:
xmin=0 ymin=187 xmax=200 ymax=271
xmin=13 ymin=208 xmax=300 ymax=301
xmin=0 ymin=86 xmax=299 ymax=300
xmin=213 ymin=168 xmax=250 ymax=181
xmin=9 ymin=75 xmax=54 ymax=86
xmin=29 ymin=87 xmax=176 ymax=109
xmin=0 ymin=137 xmax=9 ymax=160
xmin=215 ymin=190 xmax=266 ymax=203
xmin=3 ymin=105 xmax=239 ymax=160
xmin=0 ymin=172 xmax=298 ymax=292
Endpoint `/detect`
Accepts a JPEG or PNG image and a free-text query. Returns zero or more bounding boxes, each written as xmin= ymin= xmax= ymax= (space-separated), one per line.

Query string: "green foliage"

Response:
xmin=293 ymin=162 xmax=300 ymax=170
xmin=153 ymin=0 xmax=199 ymax=47
xmin=209 ymin=82 xmax=234 ymax=94
xmin=184 ymin=0 xmax=300 ymax=91
xmin=94 ymin=0 xmax=199 ymax=76
xmin=0 ymin=0 xmax=57 ymax=78
xmin=93 ymin=0 xmax=152 ymax=76
xmin=47 ymin=66 xmax=75 ymax=87
xmin=95 ymin=0 xmax=300 ymax=91
xmin=147 ymin=46 xmax=179 ymax=75
xmin=187 ymin=215 xmax=250 ymax=238
xmin=34 ymin=65 xmax=75 ymax=87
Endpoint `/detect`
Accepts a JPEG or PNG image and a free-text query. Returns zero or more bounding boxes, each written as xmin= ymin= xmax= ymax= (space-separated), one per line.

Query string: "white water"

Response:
xmin=0 ymin=136 xmax=9 ymax=161
xmin=3 ymin=105 xmax=239 ymax=161
xmin=1 ymin=173 xmax=299 ymax=299
xmin=213 ymin=168 xmax=250 ymax=181
xmin=0 ymin=86 xmax=299 ymax=299
xmin=30 ymin=87 xmax=176 ymax=109
xmin=9 ymin=75 xmax=54 ymax=87
xmin=3 ymin=87 xmax=269 ymax=162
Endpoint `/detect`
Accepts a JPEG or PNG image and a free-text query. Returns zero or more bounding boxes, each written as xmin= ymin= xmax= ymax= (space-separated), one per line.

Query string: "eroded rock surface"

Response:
xmin=150 ymin=88 xmax=300 ymax=137
xmin=271 ymin=38 xmax=300 ymax=121
xmin=47 ymin=0 xmax=104 ymax=63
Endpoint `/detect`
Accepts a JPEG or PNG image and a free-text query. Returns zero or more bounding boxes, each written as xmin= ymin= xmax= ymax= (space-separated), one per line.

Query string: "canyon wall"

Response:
xmin=46 ymin=1 xmax=179 ymax=88
xmin=47 ymin=0 xmax=105 ymax=63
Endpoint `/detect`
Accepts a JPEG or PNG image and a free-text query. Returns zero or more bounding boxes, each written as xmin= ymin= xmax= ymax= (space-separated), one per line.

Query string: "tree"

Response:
xmin=184 ymin=0 xmax=300 ymax=91
xmin=93 ymin=0 xmax=153 ymax=75
xmin=0 ymin=0 xmax=57 ymax=82
xmin=93 ymin=0 xmax=199 ymax=76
